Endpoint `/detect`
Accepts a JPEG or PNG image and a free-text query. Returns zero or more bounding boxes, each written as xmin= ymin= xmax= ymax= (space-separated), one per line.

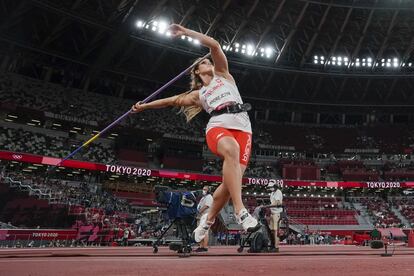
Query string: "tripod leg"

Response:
xmin=269 ymin=231 xmax=276 ymax=248
xmin=154 ymin=219 xmax=176 ymax=246
xmin=180 ymin=222 xmax=190 ymax=249
xmin=241 ymin=231 xmax=254 ymax=248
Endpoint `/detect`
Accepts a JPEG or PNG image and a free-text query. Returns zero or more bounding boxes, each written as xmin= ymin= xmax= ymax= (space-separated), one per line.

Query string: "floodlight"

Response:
xmin=136 ymin=20 xmax=144 ymax=28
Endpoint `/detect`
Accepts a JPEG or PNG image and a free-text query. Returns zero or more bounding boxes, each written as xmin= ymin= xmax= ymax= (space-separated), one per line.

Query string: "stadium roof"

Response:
xmin=2 ymin=0 xmax=414 ymax=105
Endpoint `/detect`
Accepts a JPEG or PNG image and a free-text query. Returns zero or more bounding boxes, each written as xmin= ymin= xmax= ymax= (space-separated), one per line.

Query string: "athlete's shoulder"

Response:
xmin=215 ymin=73 xmax=236 ymax=85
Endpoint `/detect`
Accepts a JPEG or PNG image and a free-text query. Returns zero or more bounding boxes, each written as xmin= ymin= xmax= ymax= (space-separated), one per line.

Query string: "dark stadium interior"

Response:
xmin=1 ymin=0 xmax=414 ymax=275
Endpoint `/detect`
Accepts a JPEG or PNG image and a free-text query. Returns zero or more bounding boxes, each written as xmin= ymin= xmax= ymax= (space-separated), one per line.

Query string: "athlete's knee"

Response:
xmin=214 ymin=192 xmax=231 ymax=203
xmin=213 ymin=187 xmax=230 ymax=201
xmin=218 ymin=138 xmax=240 ymax=161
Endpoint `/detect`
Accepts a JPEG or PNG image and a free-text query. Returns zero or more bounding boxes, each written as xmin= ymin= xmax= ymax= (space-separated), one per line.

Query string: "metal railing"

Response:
xmin=1 ymin=175 xmax=58 ymax=203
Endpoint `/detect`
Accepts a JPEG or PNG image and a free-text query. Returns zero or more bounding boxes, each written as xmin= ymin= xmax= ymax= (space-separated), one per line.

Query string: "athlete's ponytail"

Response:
xmin=176 ymin=57 xmax=206 ymax=122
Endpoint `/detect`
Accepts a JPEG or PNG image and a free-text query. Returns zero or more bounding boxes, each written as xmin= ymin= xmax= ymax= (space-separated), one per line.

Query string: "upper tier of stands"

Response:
xmin=2 ymin=72 xmax=414 ymax=155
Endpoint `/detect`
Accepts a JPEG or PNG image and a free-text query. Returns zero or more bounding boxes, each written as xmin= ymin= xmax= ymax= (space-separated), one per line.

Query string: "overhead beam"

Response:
xmin=385 ymin=78 xmax=398 ymax=101
xmin=336 ymin=6 xmax=375 ymax=100
xmin=30 ymin=0 xmax=113 ymax=31
xmin=20 ymin=1 xmax=414 ymax=79
xmin=79 ymin=30 xmax=106 ymax=60
xmin=86 ymin=0 xmax=142 ymax=80
xmin=310 ymin=76 xmax=324 ymax=99
xmin=179 ymin=4 xmax=197 ymax=26
xmin=253 ymin=0 xmax=286 ymax=54
xmin=347 ymin=5 xmax=376 ymax=69
xmin=0 ymin=1 xmax=31 ymax=32
xmin=147 ymin=1 xmax=200 ymax=75
xmin=285 ymin=74 xmax=300 ymax=98
xmin=401 ymin=36 xmax=414 ymax=65
xmin=0 ymin=1 xmax=8 ymax=15
xmin=204 ymin=0 xmax=232 ymax=36
xmin=41 ymin=0 xmax=85 ymax=48
xmin=323 ymin=7 xmax=353 ymax=68
xmin=336 ymin=77 xmax=348 ymax=101
xmin=141 ymin=0 xmax=168 ymax=25
xmin=300 ymin=4 xmax=331 ymax=67
xmin=297 ymin=0 xmax=414 ymax=10
xmin=276 ymin=2 xmax=309 ymax=63
xmin=228 ymin=0 xmax=260 ymax=46
xmin=371 ymin=8 xmax=399 ymax=69
xmin=360 ymin=79 xmax=372 ymax=102
xmin=80 ymin=0 xmax=135 ymax=60
xmin=256 ymin=0 xmax=287 ymax=96
xmin=404 ymin=79 xmax=413 ymax=100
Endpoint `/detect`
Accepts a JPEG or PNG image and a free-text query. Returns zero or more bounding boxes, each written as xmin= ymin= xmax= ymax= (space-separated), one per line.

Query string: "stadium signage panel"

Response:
xmin=163 ymin=133 xmax=205 ymax=142
xmin=246 ymin=178 xmax=283 ymax=186
xmin=258 ymin=144 xmax=295 ymax=151
xmin=344 ymin=148 xmax=379 ymax=153
xmin=105 ymin=165 xmax=152 ymax=176
xmin=365 ymin=182 xmax=401 ymax=188
xmin=0 ymin=229 xmax=77 ymax=241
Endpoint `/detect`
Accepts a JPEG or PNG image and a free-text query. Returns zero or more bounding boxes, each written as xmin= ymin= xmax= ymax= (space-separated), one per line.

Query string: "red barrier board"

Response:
xmin=0 ymin=229 xmax=77 ymax=241
xmin=1 ymin=150 xmax=414 ymax=188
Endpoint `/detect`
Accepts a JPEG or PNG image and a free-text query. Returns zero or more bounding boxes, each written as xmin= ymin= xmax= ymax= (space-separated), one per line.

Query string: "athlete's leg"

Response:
xmin=206 ymin=164 xmax=247 ymax=220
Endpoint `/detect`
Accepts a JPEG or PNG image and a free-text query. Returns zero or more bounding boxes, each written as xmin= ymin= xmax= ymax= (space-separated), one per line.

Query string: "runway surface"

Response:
xmin=1 ymin=245 xmax=414 ymax=276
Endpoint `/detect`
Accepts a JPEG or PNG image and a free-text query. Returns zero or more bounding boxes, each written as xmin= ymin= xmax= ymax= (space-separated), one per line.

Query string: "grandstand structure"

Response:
xmin=1 ymin=0 xmax=414 ymax=247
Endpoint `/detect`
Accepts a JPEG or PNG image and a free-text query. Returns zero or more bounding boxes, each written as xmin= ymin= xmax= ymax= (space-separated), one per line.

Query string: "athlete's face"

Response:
xmin=196 ymin=59 xmax=214 ymax=75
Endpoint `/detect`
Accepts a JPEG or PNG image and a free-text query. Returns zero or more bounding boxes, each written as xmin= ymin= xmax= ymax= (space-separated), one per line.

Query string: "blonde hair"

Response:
xmin=176 ymin=57 xmax=208 ymax=122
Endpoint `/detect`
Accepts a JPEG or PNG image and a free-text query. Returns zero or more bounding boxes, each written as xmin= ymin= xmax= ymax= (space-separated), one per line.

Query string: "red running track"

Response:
xmin=1 ymin=245 xmax=414 ymax=276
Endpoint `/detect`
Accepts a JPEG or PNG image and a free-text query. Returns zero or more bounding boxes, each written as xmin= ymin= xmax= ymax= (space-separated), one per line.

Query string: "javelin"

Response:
xmin=56 ymin=52 xmax=211 ymax=167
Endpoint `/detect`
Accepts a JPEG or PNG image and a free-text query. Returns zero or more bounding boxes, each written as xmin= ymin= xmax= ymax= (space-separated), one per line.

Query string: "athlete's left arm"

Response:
xmin=168 ymin=24 xmax=235 ymax=83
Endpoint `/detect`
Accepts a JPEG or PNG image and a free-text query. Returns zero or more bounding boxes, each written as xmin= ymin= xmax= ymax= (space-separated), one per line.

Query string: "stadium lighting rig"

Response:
xmin=313 ymin=55 xmax=413 ymax=70
xmin=222 ymin=43 xmax=275 ymax=59
xmin=136 ymin=18 xmax=411 ymax=66
xmin=136 ymin=19 xmax=207 ymax=48
xmin=135 ymin=19 xmax=275 ymax=60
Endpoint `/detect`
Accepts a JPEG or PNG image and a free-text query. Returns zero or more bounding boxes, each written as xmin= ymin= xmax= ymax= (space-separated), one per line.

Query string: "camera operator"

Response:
xmin=196 ymin=185 xmax=213 ymax=252
xmin=268 ymin=183 xmax=283 ymax=252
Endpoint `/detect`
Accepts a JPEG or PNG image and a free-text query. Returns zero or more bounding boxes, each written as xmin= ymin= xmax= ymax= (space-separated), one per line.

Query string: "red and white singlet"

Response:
xmin=199 ymin=75 xmax=252 ymax=133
